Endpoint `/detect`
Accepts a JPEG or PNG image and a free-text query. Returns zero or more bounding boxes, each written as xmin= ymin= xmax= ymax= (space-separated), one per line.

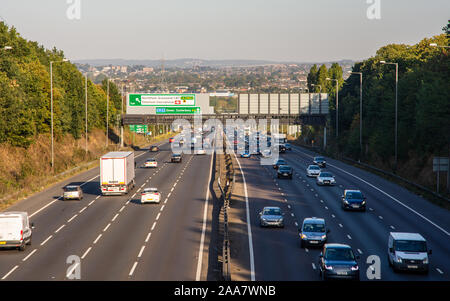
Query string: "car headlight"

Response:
xmin=324 ymin=265 xmax=333 ymax=270
xmin=344 ymin=200 xmax=349 ymax=204
xmin=423 ymin=257 xmax=428 ymax=264
xmin=351 ymin=265 xmax=359 ymax=271
xmin=321 ymin=234 xmax=327 ymax=240
xmin=261 ymin=218 xmax=267 ymax=222
xmin=361 ymin=201 xmax=366 ymax=205
xmin=301 ymin=234 xmax=307 ymax=239
xmin=396 ymin=256 xmax=402 ymax=263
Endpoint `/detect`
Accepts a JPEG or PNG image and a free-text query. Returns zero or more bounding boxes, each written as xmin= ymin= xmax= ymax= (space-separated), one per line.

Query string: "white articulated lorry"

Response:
xmin=100 ymin=151 xmax=135 ymax=195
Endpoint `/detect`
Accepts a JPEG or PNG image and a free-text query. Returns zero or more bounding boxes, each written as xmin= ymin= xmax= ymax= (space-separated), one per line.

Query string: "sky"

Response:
xmin=0 ymin=0 xmax=448 ymax=62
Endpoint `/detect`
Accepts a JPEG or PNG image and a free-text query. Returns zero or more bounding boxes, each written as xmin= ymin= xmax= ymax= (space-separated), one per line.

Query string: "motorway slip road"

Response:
xmin=233 ymin=144 xmax=449 ymax=281
xmin=0 ymin=140 xmax=215 ymax=281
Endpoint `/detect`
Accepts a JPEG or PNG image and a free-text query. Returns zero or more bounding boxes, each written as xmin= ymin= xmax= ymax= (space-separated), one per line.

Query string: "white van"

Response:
xmin=0 ymin=212 xmax=33 ymax=251
xmin=388 ymin=232 xmax=431 ymax=273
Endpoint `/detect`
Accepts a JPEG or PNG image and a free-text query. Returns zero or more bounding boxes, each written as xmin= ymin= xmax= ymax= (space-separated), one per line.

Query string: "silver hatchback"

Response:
xmin=63 ymin=185 xmax=83 ymax=200
xmin=259 ymin=207 xmax=284 ymax=228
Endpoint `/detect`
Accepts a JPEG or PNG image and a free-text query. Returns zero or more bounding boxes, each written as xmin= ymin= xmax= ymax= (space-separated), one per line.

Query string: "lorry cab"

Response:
xmin=388 ymin=232 xmax=431 ymax=273
xmin=0 ymin=212 xmax=33 ymax=251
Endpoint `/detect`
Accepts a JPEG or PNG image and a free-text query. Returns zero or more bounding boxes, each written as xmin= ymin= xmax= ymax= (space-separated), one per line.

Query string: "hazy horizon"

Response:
xmin=1 ymin=0 xmax=448 ymax=62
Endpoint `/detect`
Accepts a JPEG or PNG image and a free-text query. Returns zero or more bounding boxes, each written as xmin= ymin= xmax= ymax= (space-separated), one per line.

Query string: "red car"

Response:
xmin=169 ymin=137 xmax=174 ymax=143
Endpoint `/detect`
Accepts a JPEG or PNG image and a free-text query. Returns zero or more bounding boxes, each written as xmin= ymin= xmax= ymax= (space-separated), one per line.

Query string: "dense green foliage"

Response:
xmin=306 ymin=31 xmax=449 ymax=169
xmin=0 ymin=22 xmax=122 ymax=147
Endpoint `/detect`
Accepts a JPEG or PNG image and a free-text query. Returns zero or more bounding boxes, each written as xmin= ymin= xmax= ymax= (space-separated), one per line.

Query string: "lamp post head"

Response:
xmin=429 ymin=43 xmax=437 ymax=47
xmin=379 ymin=60 xmax=386 ymax=64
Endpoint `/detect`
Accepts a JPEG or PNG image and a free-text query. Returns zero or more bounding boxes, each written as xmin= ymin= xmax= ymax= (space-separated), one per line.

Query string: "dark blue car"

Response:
xmin=318 ymin=244 xmax=360 ymax=281
xmin=341 ymin=189 xmax=366 ymax=211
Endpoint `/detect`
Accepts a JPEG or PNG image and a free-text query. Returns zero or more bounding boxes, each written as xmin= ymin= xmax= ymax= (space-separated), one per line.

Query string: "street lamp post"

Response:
xmin=380 ymin=60 xmax=399 ymax=171
xmin=326 ymin=78 xmax=339 ymax=139
xmin=85 ymin=74 xmax=88 ymax=154
xmin=50 ymin=59 xmax=69 ymax=171
xmin=348 ymin=71 xmax=363 ymax=160
xmin=106 ymin=78 xmax=109 ymax=148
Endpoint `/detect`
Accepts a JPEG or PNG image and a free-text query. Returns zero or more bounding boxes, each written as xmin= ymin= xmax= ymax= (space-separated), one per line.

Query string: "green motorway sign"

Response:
xmin=129 ymin=94 xmax=195 ymax=106
xmin=129 ymin=125 xmax=148 ymax=133
xmin=156 ymin=107 xmax=201 ymax=114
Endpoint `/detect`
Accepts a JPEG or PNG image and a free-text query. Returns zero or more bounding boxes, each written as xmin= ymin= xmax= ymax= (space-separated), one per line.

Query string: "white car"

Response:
xmin=195 ymin=149 xmax=206 ymax=155
xmin=316 ymin=172 xmax=336 ymax=186
xmin=306 ymin=165 xmax=321 ymax=177
xmin=141 ymin=188 xmax=161 ymax=204
xmin=144 ymin=158 xmax=158 ymax=168
xmin=261 ymin=149 xmax=272 ymax=158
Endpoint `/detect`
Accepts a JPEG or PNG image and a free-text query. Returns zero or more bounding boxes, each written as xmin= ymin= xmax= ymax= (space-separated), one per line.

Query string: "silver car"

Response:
xmin=307 ymin=165 xmax=321 ymax=177
xmin=63 ymin=185 xmax=83 ymax=200
xmin=299 ymin=217 xmax=329 ymax=248
xmin=316 ymin=172 xmax=336 ymax=186
xmin=259 ymin=207 xmax=284 ymax=228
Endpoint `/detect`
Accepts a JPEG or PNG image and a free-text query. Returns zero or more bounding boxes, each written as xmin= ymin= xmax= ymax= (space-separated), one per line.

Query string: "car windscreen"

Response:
xmin=64 ymin=187 xmax=78 ymax=192
xmin=276 ymin=160 xmax=286 ymax=165
xmin=279 ymin=166 xmax=291 ymax=171
xmin=303 ymin=223 xmax=325 ymax=233
xmin=319 ymin=172 xmax=332 ymax=177
xmin=315 ymin=157 xmax=324 ymax=161
xmin=394 ymin=240 xmax=427 ymax=252
xmin=263 ymin=209 xmax=281 ymax=216
xmin=346 ymin=191 xmax=363 ymax=199
xmin=325 ymin=248 xmax=355 ymax=261
xmin=309 ymin=165 xmax=320 ymax=170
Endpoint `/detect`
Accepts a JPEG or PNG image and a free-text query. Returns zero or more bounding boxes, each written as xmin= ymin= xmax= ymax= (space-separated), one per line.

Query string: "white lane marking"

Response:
xmin=112 ymin=213 xmax=119 ymax=222
xmin=378 ymin=215 xmax=383 ymax=220
xmin=331 ymin=214 xmax=335 ymax=218
xmin=145 ymin=232 xmax=152 ymax=243
xmin=67 ymin=214 xmax=78 ymax=223
xmin=294 ymin=222 xmax=298 ymax=227
xmin=22 ymin=249 xmax=37 ymax=262
xmin=151 ymin=222 xmax=157 ymax=231
xmin=79 ymin=207 xmax=87 ymax=213
xmin=129 ymin=262 xmax=138 ymax=276
xmin=93 ymin=234 xmax=102 ymax=244
xmin=103 ymin=223 xmax=111 ymax=232
xmin=312 ymin=263 xmax=316 ymax=270
xmin=170 ymin=187 xmax=174 ymax=192
xmin=2 ymin=265 xmax=19 ymax=280
xmin=347 ymin=234 xmax=352 ymax=240
xmin=231 ymin=146 xmax=255 ymax=281
xmin=29 ymin=198 xmax=59 ymax=218
xmin=436 ymin=268 xmax=443 ymax=274
xmin=287 ymin=205 xmax=291 ymax=209
xmin=305 ymin=248 xmax=309 ymax=253
xmin=320 ymin=200 xmax=324 ymax=203
xmin=95 ymin=195 xmax=101 ymax=199
xmin=160 ymin=205 xmax=165 ymax=211
xmin=284 ymin=199 xmax=288 ymax=202
xmin=291 ymin=213 xmax=295 ymax=217
xmin=293 ymin=148 xmax=450 ymax=237
xmin=81 ymin=247 xmax=92 ymax=259
xmin=156 ymin=213 xmax=161 ymax=220
xmin=357 ymin=249 xmax=363 ymax=254
xmin=196 ymin=149 xmax=214 ymax=281
xmin=88 ymin=200 xmax=95 ymax=206
xmin=339 ymin=223 xmax=343 ymax=228
xmin=138 ymin=246 xmax=146 ymax=258
xmin=167 ymin=192 xmax=172 ymax=198
xmin=119 ymin=206 xmax=126 ymax=212
xmin=325 ymin=206 xmax=328 ymax=210
xmin=40 ymin=235 xmax=53 ymax=246
xmin=55 ymin=224 xmax=65 ymax=233
xmin=126 ymin=200 xmax=130 ymax=205
xmin=141 ymin=183 xmax=145 ymax=188
xmin=390 ymin=225 xmax=396 ymax=230
xmin=132 ymin=193 xmax=136 ymax=198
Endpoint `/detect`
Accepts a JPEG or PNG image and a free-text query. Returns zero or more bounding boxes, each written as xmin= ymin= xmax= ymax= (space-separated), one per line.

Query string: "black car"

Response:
xmin=150 ymin=145 xmax=159 ymax=152
xmin=318 ymin=244 xmax=360 ymax=281
xmin=171 ymin=154 xmax=182 ymax=163
xmin=277 ymin=165 xmax=293 ymax=179
xmin=313 ymin=156 xmax=326 ymax=168
xmin=273 ymin=159 xmax=287 ymax=169
xmin=341 ymin=190 xmax=366 ymax=211
xmin=278 ymin=144 xmax=286 ymax=153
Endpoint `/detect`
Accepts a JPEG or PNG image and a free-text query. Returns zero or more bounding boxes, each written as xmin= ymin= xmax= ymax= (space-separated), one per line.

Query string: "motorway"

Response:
xmin=1 ymin=135 xmax=449 ymax=281
xmin=234 ymin=144 xmax=450 ymax=281
xmin=0 ymin=139 xmax=214 ymax=280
